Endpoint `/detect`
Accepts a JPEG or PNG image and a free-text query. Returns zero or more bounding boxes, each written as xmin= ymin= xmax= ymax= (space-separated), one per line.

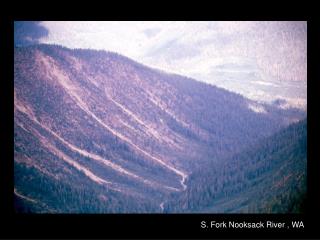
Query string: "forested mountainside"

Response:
xmin=14 ymin=44 xmax=306 ymax=213
xmin=165 ymin=119 xmax=307 ymax=213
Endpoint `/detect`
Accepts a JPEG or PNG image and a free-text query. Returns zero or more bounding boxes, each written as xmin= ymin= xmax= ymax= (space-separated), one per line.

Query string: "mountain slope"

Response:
xmin=166 ymin=119 xmax=307 ymax=213
xmin=14 ymin=44 xmax=306 ymax=213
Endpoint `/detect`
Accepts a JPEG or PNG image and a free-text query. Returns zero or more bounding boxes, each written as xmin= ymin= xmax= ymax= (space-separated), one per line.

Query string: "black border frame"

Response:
xmin=1 ymin=6 xmax=319 ymax=239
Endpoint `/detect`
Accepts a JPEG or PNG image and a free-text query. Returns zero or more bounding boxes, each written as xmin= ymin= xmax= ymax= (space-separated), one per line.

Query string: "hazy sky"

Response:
xmin=15 ymin=21 xmax=307 ymax=109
